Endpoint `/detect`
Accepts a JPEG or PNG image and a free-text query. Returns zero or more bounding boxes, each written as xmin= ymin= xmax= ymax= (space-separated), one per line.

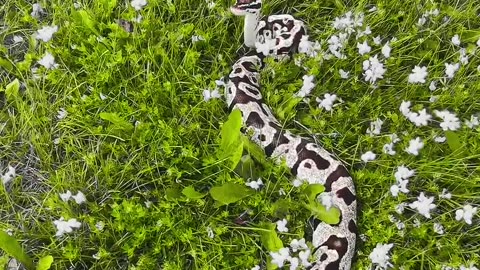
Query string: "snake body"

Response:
xmin=226 ymin=1 xmax=357 ymax=269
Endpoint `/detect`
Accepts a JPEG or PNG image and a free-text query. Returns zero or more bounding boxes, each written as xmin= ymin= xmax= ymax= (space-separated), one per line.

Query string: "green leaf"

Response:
xmin=165 ymin=187 xmax=181 ymax=200
xmin=182 ymin=186 xmax=206 ymax=199
xmin=0 ymin=57 xmax=14 ymax=72
xmin=259 ymin=222 xmax=283 ymax=252
xmin=73 ymin=10 xmax=99 ymax=35
xmin=209 ymin=182 xmax=254 ymax=206
xmin=99 ymin=112 xmax=134 ymax=133
xmin=5 ymin=79 xmax=20 ymax=101
xmin=36 ymin=255 xmax=53 ymax=270
xmin=218 ymin=109 xmax=244 ymax=169
xmin=303 ymin=184 xmax=325 ymax=202
xmin=98 ymin=0 xmax=117 ymax=13
xmin=445 ymin=131 xmax=462 ymax=152
xmin=241 ymin=136 xmax=268 ymax=165
xmin=0 ymin=231 xmax=34 ymax=270
xmin=303 ymin=202 xmax=341 ymax=225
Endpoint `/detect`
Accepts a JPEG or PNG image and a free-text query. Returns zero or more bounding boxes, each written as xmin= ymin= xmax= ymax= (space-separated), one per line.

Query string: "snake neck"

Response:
xmin=244 ymin=12 xmax=259 ymax=48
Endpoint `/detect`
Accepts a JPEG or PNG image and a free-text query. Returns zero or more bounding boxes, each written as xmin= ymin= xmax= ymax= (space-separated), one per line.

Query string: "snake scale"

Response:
xmin=226 ymin=1 xmax=357 ymax=269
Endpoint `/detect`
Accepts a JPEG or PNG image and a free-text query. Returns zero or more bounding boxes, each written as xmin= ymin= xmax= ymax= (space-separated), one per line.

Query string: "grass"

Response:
xmin=0 ymin=0 xmax=479 ymax=269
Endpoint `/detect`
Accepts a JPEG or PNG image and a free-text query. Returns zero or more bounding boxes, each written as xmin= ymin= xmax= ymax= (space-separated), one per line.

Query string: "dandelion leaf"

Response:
xmin=0 ymin=231 xmax=34 ymax=270
xmin=209 ymin=182 xmax=253 ymax=206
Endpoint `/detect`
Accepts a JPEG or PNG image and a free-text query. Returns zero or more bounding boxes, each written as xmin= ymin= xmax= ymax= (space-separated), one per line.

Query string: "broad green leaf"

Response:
xmin=99 ymin=112 xmax=134 ymax=132
xmin=241 ymin=136 xmax=267 ymax=165
xmin=182 ymin=186 xmax=206 ymax=199
xmin=165 ymin=187 xmax=181 ymax=200
xmin=5 ymin=79 xmax=20 ymax=101
xmin=0 ymin=231 xmax=34 ymax=270
xmin=36 ymin=255 xmax=53 ymax=270
xmin=303 ymin=184 xmax=325 ymax=202
xmin=0 ymin=57 xmax=13 ymax=72
xmin=303 ymin=202 xmax=341 ymax=225
xmin=209 ymin=182 xmax=254 ymax=206
xmin=218 ymin=109 xmax=244 ymax=169
xmin=259 ymin=222 xmax=283 ymax=252
xmin=445 ymin=131 xmax=462 ymax=152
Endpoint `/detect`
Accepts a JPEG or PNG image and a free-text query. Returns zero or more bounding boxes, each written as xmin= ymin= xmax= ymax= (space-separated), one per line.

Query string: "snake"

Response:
xmin=226 ymin=1 xmax=357 ymax=269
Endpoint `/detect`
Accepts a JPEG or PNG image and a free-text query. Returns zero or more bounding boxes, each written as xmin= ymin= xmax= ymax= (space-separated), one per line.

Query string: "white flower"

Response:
xmin=207 ymin=226 xmax=214 ymax=238
xmin=383 ymin=142 xmax=396 ymax=155
xmin=288 ymin=257 xmax=299 ymax=270
xmin=38 ymin=52 xmax=58 ymax=69
xmin=245 ymin=178 xmax=263 ymax=190
xmin=53 ymin=217 xmax=82 ymax=237
xmin=369 ymin=243 xmax=394 ymax=269
xmin=59 ymin=190 xmax=72 ymax=202
xmin=395 ymin=203 xmax=407 ymax=214
xmin=417 ymin=16 xmax=427 ymax=26
xmin=366 ymin=118 xmax=383 ymax=136
xmin=459 ymin=263 xmax=479 ymax=270
xmin=203 ymin=89 xmax=221 ymax=101
xmin=299 ymin=249 xmax=312 ymax=267
xmin=399 ymin=100 xmax=411 ymax=117
xmin=31 ymin=3 xmax=43 ymax=18
xmin=356 ymin=26 xmax=372 ymax=39
xmin=327 ymin=33 xmax=348 ymax=59
xmin=357 ymin=40 xmax=371 ymax=55
xmin=429 ymin=81 xmax=437 ymax=91
xmin=13 ymin=35 xmax=24 ymax=44
xmin=394 ymin=165 xmax=415 ymax=182
xmin=206 ymin=0 xmax=216 ymax=9
xmin=361 ymin=151 xmax=376 ymax=162
xmin=363 ymin=55 xmax=386 ymax=83
xmin=290 ymin=238 xmax=308 ymax=252
xmin=251 ymin=266 xmax=260 ymax=270
xmin=191 ymin=35 xmax=205 ymax=43
xmin=296 ymin=75 xmax=315 ymax=98
xmin=99 ymin=93 xmax=107 ymax=100
xmin=408 ymin=66 xmax=428 ymax=84
xmin=434 ymin=136 xmax=446 ymax=143
xmin=438 ymin=188 xmax=452 ymax=199
xmin=72 ymin=191 xmax=87 ymax=204
xmin=465 ymin=115 xmax=479 ymax=129
xmin=455 ymin=205 xmax=477 ymax=225
xmin=35 ymin=25 xmax=58 ymax=42
xmin=429 ymin=95 xmax=439 ymax=103
xmin=445 ymin=63 xmax=460 ymax=79
xmin=408 ymin=109 xmax=432 ymax=127
xmin=339 ymin=69 xmax=350 ymax=79
xmin=135 ymin=15 xmax=143 ymax=23
xmin=1 ymin=165 xmax=16 ymax=184
xmin=279 ymin=188 xmax=286 ymax=196
xmin=405 ymin=137 xmax=424 ymax=156
xmin=270 ymin=247 xmax=291 ymax=268
xmin=130 ymin=0 xmax=147 ymax=10
xmin=73 ymin=2 xmax=82 ymax=9
xmin=373 ymin=36 xmax=382 ymax=45
xmin=276 ymin=219 xmax=288 ymax=232
xmin=451 ymin=34 xmax=461 ymax=46
xmin=316 ymin=93 xmax=338 ymax=111
xmin=459 ymin=48 xmax=469 ymax=65
xmin=433 ymin=223 xmax=444 ymax=234
xmin=57 ymin=108 xmax=67 ymax=120
xmin=319 ymin=193 xmax=333 ymax=210
xmin=381 ymin=42 xmax=391 ymax=58
xmin=409 ymin=192 xmax=436 ymax=218
xmin=434 ymin=110 xmax=461 ymax=131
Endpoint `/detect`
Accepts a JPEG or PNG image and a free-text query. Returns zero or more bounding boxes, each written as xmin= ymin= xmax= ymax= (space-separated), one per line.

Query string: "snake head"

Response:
xmin=230 ymin=0 xmax=262 ymax=16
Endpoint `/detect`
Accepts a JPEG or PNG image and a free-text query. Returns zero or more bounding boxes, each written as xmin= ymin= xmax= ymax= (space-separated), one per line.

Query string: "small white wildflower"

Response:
xmin=434 ymin=110 xmax=461 ymax=131
xmin=408 ymin=109 xmax=432 ymax=127
xmin=451 ymin=34 xmax=461 ymax=46
xmin=279 ymin=188 xmax=286 ymax=196
xmin=130 ymin=0 xmax=147 ymax=10
xmin=135 ymin=15 xmax=143 ymax=23
xmin=444 ymin=63 xmax=460 ymax=79
xmin=99 ymin=93 xmax=107 ymax=100
xmin=409 ymin=192 xmax=436 ymax=218
xmin=434 ymin=136 xmax=446 ymax=143
xmin=395 ymin=220 xmax=405 ymax=230
xmin=57 ymin=108 xmax=67 ymax=120
xmin=1 ymin=165 xmax=16 ymax=184
xmin=455 ymin=205 xmax=478 ymax=225
xmin=363 ymin=55 xmax=386 ymax=83
xmin=389 ymin=133 xmax=401 ymax=143
xmin=339 ymin=69 xmax=350 ymax=79
xmin=203 ymin=89 xmax=221 ymax=102
xmin=251 ymin=266 xmax=260 ymax=270
xmin=92 ymin=252 xmax=100 ymax=260
xmin=35 ymin=25 xmax=58 ymax=42
xmin=369 ymin=243 xmax=394 ymax=269
xmin=288 ymin=257 xmax=299 ymax=270
xmin=395 ymin=203 xmax=407 ymax=214
xmin=395 ymin=165 xmax=415 ymax=182
xmin=429 ymin=81 xmax=437 ymax=91
xmin=399 ymin=100 xmax=411 ymax=117
xmin=53 ymin=137 xmax=60 ymax=145
xmin=59 ymin=190 xmax=72 ymax=202
xmin=465 ymin=115 xmax=479 ymax=129
xmin=31 ymin=3 xmax=43 ymax=18
xmin=38 ymin=52 xmax=58 ymax=69
xmin=361 ymin=151 xmax=376 ymax=162
xmin=373 ymin=36 xmax=382 ymax=45
xmin=408 ymin=66 xmax=428 ymax=84
xmin=438 ymin=189 xmax=452 ymax=199
xmin=366 ymin=118 xmax=383 ymax=136
xmin=316 ymin=93 xmax=338 ymax=111
xmin=459 ymin=48 xmax=469 ymax=65
xmin=207 ymin=226 xmax=214 ymax=238
xmin=206 ymin=0 xmax=216 ymax=9
xmin=357 ymin=40 xmax=371 ymax=55
xmin=72 ymin=191 xmax=87 ymax=204
xmin=276 ymin=219 xmax=288 ymax=232
xmin=95 ymin=221 xmax=105 ymax=231
xmin=73 ymin=2 xmax=81 ymax=9
xmin=405 ymin=137 xmax=424 ymax=156
xmin=429 ymin=95 xmax=439 ymax=103
xmin=191 ymin=35 xmax=205 ymax=43
xmin=381 ymin=42 xmax=391 ymax=58
xmin=270 ymin=247 xmax=291 ymax=268
xmin=368 ymin=6 xmax=377 ymax=12
xmin=299 ymin=249 xmax=312 ymax=267
xmin=296 ymin=75 xmax=315 ymax=98
xmin=290 ymin=238 xmax=308 ymax=252
xmin=433 ymin=223 xmax=444 ymax=234
xmin=245 ymin=178 xmax=263 ymax=190
xmin=383 ymin=142 xmax=396 ymax=155
xmin=319 ymin=193 xmax=333 ymax=210
xmin=12 ymin=35 xmax=24 ymax=44
xmin=53 ymin=217 xmax=82 ymax=237
xmin=417 ymin=16 xmax=427 ymax=26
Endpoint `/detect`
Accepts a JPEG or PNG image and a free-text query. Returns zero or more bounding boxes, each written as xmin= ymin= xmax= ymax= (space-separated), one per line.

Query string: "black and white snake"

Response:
xmin=226 ymin=1 xmax=357 ymax=269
